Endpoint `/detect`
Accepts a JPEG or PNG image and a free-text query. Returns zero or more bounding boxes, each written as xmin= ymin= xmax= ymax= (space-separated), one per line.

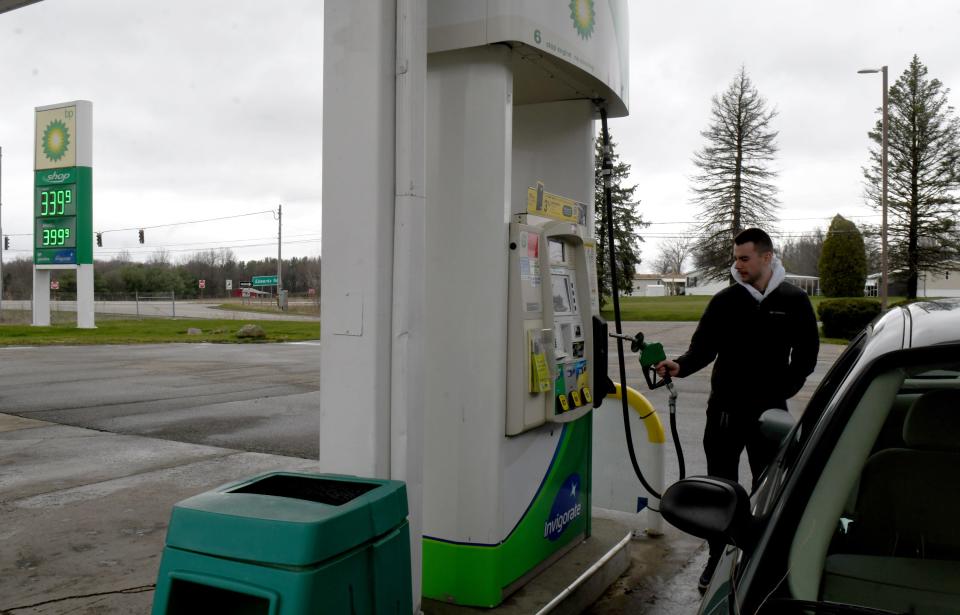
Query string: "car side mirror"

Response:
xmin=758 ymin=408 xmax=796 ymax=448
xmin=660 ymin=477 xmax=752 ymax=548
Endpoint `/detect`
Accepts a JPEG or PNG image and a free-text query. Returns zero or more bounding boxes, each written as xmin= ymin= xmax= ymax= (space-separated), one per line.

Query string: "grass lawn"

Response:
xmin=0 ymin=318 xmax=320 ymax=346
xmin=599 ymin=294 xmax=904 ymax=345
xmin=601 ymin=294 xmax=903 ymax=322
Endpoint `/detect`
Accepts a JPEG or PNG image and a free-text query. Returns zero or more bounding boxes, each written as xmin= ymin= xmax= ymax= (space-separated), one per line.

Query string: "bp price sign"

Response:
xmin=34 ymin=102 xmax=92 ymax=266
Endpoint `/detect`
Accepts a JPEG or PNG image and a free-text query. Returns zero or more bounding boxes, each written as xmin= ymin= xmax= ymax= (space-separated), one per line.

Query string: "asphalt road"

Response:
xmin=0 ymin=324 xmax=841 ymax=489
xmin=0 ymin=342 xmax=322 ymax=459
xmin=599 ymin=322 xmax=843 ymax=490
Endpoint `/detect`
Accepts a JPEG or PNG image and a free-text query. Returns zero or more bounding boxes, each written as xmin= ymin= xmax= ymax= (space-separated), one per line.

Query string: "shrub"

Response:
xmin=818 ymin=298 xmax=882 ymax=340
xmin=819 ymin=215 xmax=867 ymax=297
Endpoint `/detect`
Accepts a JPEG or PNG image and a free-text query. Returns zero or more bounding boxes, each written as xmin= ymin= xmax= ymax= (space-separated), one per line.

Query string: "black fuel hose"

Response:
xmin=599 ymin=105 xmax=686 ymax=501
xmin=599 ymin=106 xmax=663 ymax=500
xmin=667 ymin=386 xmax=686 ymax=480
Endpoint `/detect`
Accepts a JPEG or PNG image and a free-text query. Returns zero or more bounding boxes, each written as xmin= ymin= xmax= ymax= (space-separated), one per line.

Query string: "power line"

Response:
xmin=98 ymin=209 xmax=277 ymax=234
xmin=642 ymin=213 xmax=882 ymax=226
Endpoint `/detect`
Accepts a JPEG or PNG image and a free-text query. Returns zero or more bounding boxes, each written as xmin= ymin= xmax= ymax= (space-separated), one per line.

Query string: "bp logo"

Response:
xmin=569 ymin=0 xmax=595 ymax=40
xmin=42 ymin=119 xmax=71 ymax=162
xmin=544 ymin=473 xmax=583 ymax=541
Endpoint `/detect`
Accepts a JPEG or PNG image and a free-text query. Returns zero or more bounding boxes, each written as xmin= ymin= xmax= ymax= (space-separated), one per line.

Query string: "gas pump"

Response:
xmin=506 ymin=217 xmax=600 ymax=435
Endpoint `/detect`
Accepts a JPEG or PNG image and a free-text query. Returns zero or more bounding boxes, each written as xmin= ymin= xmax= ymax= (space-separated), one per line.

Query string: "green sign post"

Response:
xmin=33 ymin=101 xmax=94 ymax=327
xmin=252 ymin=275 xmax=278 ymax=286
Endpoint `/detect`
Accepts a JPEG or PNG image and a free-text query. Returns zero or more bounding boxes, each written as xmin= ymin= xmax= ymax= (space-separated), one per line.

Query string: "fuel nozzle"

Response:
xmin=610 ymin=331 xmax=670 ymax=390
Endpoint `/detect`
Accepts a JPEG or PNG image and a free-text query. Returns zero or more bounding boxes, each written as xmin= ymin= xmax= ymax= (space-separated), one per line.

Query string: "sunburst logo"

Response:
xmin=42 ymin=119 xmax=70 ymax=162
xmin=569 ymin=0 xmax=595 ymax=40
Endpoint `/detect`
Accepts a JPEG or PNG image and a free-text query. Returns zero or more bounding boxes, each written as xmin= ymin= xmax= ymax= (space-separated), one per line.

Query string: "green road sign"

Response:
xmin=252 ymin=275 xmax=278 ymax=286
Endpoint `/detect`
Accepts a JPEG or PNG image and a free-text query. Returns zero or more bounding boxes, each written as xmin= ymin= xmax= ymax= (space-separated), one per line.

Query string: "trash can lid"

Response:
xmin=164 ymin=472 xmax=408 ymax=567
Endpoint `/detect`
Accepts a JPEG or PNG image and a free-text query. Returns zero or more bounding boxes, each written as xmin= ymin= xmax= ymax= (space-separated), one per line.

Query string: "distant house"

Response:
xmin=685 ymin=269 xmax=821 ymax=296
xmin=630 ymin=272 xmax=687 ymax=296
xmin=866 ymin=263 xmax=960 ymax=298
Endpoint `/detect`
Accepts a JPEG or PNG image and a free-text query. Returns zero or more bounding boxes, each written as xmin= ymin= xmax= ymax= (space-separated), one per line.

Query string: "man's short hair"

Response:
xmin=734 ymin=228 xmax=774 ymax=254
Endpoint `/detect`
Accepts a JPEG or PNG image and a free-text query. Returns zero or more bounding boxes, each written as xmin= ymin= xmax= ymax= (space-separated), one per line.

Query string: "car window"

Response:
xmin=785 ymin=355 xmax=960 ymax=614
xmin=758 ymin=332 xmax=867 ymax=504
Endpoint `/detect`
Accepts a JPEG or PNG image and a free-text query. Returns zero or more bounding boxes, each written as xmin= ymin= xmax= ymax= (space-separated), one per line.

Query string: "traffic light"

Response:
xmin=3 ymin=236 xmax=7 ymax=250
xmin=138 ymin=229 xmax=144 ymax=244
xmin=96 ymin=232 xmax=103 ymax=247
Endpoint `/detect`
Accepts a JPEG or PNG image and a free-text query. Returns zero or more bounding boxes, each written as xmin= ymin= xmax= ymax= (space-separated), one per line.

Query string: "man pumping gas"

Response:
xmin=655 ymin=227 xmax=819 ymax=593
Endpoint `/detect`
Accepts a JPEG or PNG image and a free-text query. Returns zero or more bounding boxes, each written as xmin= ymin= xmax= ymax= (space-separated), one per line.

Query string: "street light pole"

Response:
xmin=858 ymin=66 xmax=889 ymax=308
xmin=0 ymin=146 xmax=4 ymax=321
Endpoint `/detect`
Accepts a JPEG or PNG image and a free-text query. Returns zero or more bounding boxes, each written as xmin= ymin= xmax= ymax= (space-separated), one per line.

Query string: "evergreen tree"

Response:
xmin=863 ymin=55 xmax=960 ymax=298
xmin=819 ymin=215 xmax=867 ymax=297
xmin=691 ymin=67 xmax=780 ymax=281
xmin=594 ymin=132 xmax=647 ymax=300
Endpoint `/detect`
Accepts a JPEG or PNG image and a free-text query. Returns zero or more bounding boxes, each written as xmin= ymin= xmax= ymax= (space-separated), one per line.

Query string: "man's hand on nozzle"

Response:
xmin=656 ymin=360 xmax=680 ymax=378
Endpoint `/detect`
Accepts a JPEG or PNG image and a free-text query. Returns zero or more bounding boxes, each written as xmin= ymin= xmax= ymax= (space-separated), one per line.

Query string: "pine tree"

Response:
xmin=594 ymin=133 xmax=647 ymax=300
xmin=864 ymin=55 xmax=960 ymax=299
xmin=691 ymin=67 xmax=780 ymax=282
xmin=819 ymin=215 xmax=867 ymax=297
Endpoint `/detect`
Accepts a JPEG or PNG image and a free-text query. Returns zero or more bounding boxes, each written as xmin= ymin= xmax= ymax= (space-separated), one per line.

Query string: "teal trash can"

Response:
xmin=151 ymin=472 xmax=411 ymax=615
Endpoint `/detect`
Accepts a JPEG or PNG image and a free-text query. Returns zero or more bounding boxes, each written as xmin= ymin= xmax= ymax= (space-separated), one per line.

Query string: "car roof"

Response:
xmin=905 ymin=298 xmax=960 ymax=348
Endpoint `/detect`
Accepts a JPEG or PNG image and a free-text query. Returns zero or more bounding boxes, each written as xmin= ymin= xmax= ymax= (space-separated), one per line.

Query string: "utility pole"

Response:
xmin=277 ymin=203 xmax=283 ymax=308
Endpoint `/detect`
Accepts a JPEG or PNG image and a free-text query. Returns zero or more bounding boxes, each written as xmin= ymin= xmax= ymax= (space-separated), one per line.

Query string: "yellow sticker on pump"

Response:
xmin=527 ymin=185 xmax=586 ymax=224
xmin=534 ymin=355 xmax=551 ymax=392
xmin=558 ymin=394 xmax=570 ymax=412
xmin=582 ymin=387 xmax=592 ymax=403
xmin=570 ymin=390 xmax=582 ymax=407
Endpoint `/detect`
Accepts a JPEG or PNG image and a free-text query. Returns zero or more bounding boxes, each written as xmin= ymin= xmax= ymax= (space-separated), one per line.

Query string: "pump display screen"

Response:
xmin=551 ymin=273 xmax=573 ymax=314
xmin=549 ymin=239 xmax=566 ymax=264
xmin=35 ymin=218 xmax=77 ymax=248
xmin=35 ymin=184 xmax=77 ymax=218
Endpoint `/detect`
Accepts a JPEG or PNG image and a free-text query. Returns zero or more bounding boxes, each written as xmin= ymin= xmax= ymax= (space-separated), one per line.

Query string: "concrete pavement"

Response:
xmin=0 ymin=414 xmax=319 ymax=614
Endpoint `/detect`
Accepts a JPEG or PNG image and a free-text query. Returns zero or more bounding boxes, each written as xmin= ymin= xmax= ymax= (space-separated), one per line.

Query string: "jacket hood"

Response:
xmin=730 ymin=255 xmax=786 ymax=302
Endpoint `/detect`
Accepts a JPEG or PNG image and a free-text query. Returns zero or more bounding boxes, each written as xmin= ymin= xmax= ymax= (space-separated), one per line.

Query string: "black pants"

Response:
xmin=703 ymin=409 xmax=778 ymax=559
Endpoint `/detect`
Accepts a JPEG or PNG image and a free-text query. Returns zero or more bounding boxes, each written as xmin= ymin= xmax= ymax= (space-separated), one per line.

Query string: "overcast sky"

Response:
xmin=0 ymin=0 xmax=323 ymax=264
xmin=2 ymin=1 xmax=960 ymax=271
xmin=615 ymin=0 xmax=960 ymax=271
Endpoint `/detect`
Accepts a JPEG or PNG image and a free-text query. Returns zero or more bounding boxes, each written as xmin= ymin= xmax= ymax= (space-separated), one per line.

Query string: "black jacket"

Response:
xmin=675 ymin=281 xmax=819 ymax=414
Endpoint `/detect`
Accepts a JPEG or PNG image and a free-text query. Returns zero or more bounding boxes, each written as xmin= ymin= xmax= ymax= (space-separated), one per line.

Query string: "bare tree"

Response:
xmin=779 ymin=229 xmax=824 ymax=277
xmin=691 ymin=66 xmax=780 ymax=281
xmin=653 ymin=236 xmax=694 ymax=295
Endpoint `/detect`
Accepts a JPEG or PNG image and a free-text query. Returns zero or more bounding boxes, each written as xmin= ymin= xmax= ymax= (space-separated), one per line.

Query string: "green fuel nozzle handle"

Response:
xmin=609 ymin=331 xmax=671 ymax=390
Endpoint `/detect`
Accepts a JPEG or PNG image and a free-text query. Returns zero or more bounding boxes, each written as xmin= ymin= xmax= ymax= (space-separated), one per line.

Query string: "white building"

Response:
xmin=685 ymin=270 xmax=821 ymax=296
xmin=630 ymin=272 xmax=687 ymax=296
xmin=866 ymin=263 xmax=960 ymax=298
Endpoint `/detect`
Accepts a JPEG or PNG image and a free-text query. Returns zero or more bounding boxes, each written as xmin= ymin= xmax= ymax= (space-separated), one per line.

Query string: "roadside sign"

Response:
xmin=226 ymin=279 xmax=233 ymax=290
xmin=50 ymin=280 xmax=60 ymax=290
xmin=308 ymin=288 xmax=316 ymax=296
xmin=251 ymin=275 xmax=278 ymax=286
xmin=240 ymin=281 xmax=252 ymax=288
xmin=199 ymin=279 xmax=206 ymax=289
